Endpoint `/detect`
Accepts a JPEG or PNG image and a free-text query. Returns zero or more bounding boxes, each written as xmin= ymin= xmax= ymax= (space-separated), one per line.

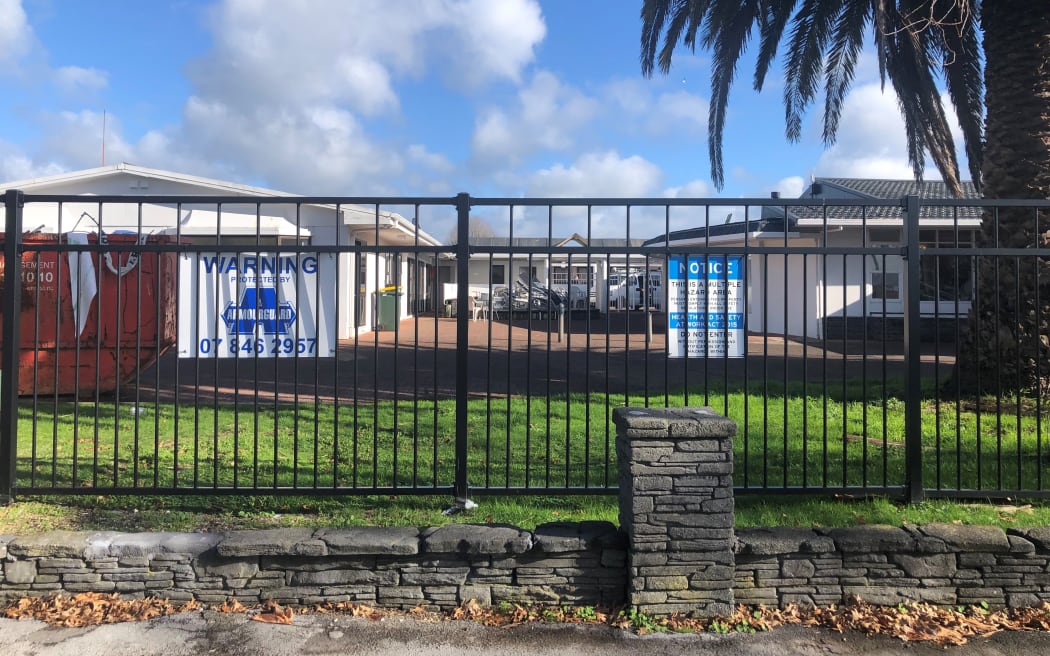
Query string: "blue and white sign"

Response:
xmin=667 ymin=255 xmax=745 ymax=358
xmin=178 ymin=252 xmax=336 ymax=358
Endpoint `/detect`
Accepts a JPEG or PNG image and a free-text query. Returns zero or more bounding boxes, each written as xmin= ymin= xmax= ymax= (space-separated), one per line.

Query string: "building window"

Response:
xmin=868 ymin=227 xmax=902 ymax=244
xmin=871 ymin=272 xmax=900 ymax=301
xmin=551 ymin=268 xmax=569 ymax=284
xmin=491 ymin=264 xmax=505 ymax=285
xmin=919 ymin=229 xmax=975 ymax=302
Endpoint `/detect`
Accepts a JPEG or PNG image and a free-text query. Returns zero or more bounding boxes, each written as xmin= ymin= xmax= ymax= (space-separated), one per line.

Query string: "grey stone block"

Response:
xmin=4 ymin=561 xmax=37 ymax=584
xmin=735 ymin=528 xmax=835 ymax=555
xmin=1019 ymin=528 xmax=1050 ymax=552
xmin=827 ymin=526 xmax=916 ymax=553
xmin=891 ymin=553 xmax=957 ymax=578
xmin=196 ymin=556 xmax=260 ymax=579
xmin=290 ymin=569 xmax=398 ymax=586
xmin=38 ymin=558 xmax=87 ymax=570
xmin=922 ymin=524 xmax=1010 ymax=553
xmin=109 ymin=532 xmax=222 ymax=558
xmin=533 ymin=521 xmax=619 ymax=553
xmin=421 ymin=524 xmax=533 ymax=555
xmin=781 ymin=559 xmax=816 ymax=579
xmin=401 ymin=570 xmax=468 ymax=586
xmin=217 ymin=529 xmax=326 ymax=557
xmin=316 ymin=527 xmax=420 ymax=555
xmin=9 ymin=531 xmax=119 ymax=559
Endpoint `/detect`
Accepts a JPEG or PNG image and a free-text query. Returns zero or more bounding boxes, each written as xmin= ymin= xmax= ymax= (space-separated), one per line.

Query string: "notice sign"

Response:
xmin=667 ymin=255 xmax=744 ymax=358
xmin=178 ymin=252 xmax=336 ymax=358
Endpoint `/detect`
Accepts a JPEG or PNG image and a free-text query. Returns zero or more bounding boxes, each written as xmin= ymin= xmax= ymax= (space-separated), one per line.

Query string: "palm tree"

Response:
xmin=640 ymin=0 xmax=1049 ymax=396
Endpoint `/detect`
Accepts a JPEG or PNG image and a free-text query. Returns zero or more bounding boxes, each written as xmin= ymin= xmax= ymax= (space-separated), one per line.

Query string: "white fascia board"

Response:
xmin=656 ymin=231 xmax=801 ymax=248
xmin=795 ymin=217 xmax=982 ymax=228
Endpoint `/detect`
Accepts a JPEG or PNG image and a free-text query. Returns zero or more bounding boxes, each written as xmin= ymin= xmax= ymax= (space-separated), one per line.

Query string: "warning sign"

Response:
xmin=667 ymin=255 xmax=745 ymax=358
xmin=178 ymin=252 xmax=336 ymax=358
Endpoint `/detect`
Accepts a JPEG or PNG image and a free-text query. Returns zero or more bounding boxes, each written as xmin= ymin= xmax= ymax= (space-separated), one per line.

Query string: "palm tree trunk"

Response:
xmin=958 ymin=2 xmax=1050 ymax=397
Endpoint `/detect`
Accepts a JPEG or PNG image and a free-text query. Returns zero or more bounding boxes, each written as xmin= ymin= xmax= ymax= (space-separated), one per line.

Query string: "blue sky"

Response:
xmin=0 ymin=0 xmax=958 ymax=237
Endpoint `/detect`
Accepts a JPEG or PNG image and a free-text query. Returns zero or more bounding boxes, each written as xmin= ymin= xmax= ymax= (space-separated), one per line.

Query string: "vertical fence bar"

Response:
xmin=454 ymin=192 xmax=471 ymax=503
xmin=903 ymin=194 xmax=925 ymax=502
xmin=0 ymin=189 xmax=23 ymax=503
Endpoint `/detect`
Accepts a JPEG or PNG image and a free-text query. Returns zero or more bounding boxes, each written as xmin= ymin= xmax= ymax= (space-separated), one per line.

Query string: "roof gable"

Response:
xmin=2 ymin=162 xmax=301 ymax=198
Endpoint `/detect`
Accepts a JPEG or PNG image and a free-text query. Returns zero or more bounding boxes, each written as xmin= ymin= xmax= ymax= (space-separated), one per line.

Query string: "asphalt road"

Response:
xmin=1 ymin=612 xmax=1048 ymax=656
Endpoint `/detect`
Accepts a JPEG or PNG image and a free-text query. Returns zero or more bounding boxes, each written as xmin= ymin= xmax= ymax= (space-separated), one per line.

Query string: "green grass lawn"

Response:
xmin=3 ymin=380 xmax=1047 ymax=534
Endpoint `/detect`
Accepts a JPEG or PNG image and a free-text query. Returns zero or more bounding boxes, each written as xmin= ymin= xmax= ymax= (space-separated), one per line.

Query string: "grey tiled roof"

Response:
xmin=817 ymin=177 xmax=980 ymax=200
xmin=471 ymin=237 xmax=647 ymax=248
xmin=780 ymin=177 xmax=983 ymax=221
xmin=642 ymin=217 xmax=793 ymax=246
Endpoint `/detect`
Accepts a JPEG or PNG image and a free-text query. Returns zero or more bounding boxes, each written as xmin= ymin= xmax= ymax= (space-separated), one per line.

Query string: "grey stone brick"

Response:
xmin=421 ymin=524 xmax=533 ymax=555
xmin=217 ymin=529 xmax=326 ymax=557
xmin=316 ymin=527 xmax=420 ymax=555
xmin=922 ymin=524 xmax=1010 ymax=553
xmin=4 ymin=561 xmax=36 ymax=584
xmin=891 ymin=553 xmax=957 ymax=578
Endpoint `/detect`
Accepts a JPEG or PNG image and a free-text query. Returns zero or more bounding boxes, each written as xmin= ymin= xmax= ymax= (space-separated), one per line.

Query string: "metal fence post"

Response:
xmin=453 ymin=192 xmax=471 ymax=505
xmin=903 ymin=194 xmax=925 ymax=503
xmin=0 ymin=189 xmax=24 ymax=504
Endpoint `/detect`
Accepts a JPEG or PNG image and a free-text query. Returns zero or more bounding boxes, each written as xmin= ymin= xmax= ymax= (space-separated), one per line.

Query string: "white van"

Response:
xmin=609 ymin=270 xmax=662 ymax=310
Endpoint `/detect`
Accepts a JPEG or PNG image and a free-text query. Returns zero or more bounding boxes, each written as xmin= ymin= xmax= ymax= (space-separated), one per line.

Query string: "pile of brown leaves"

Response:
xmin=3 ymin=593 xmax=201 ymax=627
xmin=7 ymin=593 xmax=1050 ymax=647
xmin=635 ymin=600 xmax=1050 ymax=647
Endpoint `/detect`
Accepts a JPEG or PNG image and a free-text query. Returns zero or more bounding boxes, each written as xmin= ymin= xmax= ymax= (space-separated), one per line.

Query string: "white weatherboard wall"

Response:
xmin=745 ymin=244 xmax=821 ymax=339
xmin=822 ymin=228 xmax=884 ymax=320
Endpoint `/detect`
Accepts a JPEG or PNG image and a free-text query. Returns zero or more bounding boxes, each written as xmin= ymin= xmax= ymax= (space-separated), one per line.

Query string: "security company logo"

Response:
xmin=222 ymin=287 xmax=297 ymax=335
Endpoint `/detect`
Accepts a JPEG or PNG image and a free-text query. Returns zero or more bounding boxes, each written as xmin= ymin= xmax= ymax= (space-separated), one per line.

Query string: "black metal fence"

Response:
xmin=0 ymin=190 xmax=1047 ymax=503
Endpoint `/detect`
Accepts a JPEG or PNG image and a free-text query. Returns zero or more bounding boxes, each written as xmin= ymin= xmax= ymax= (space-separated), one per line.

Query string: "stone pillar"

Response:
xmin=614 ymin=406 xmax=737 ymax=617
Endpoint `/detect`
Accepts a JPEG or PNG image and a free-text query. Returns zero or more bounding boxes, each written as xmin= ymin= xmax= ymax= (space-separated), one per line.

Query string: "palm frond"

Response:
xmin=822 ymin=1 xmax=871 ymax=144
xmin=783 ymin=0 xmax=844 ymax=142
xmin=640 ymin=0 xmax=711 ymax=77
xmin=753 ymin=0 xmax=799 ymax=91
xmin=935 ymin=1 xmax=983 ymax=189
xmin=706 ymin=0 xmax=763 ymax=188
xmin=882 ymin=2 xmax=963 ymax=194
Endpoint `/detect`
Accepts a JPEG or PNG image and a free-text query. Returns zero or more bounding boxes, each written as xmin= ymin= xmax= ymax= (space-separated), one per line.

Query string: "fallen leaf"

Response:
xmin=250 ymin=600 xmax=293 ymax=625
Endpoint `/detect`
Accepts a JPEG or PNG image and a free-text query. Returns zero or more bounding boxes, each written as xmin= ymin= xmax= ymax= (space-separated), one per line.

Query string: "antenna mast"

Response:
xmin=101 ymin=110 xmax=106 ymax=166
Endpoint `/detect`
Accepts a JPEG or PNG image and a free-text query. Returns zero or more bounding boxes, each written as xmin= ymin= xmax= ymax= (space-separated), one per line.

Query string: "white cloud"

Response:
xmin=770 ymin=176 xmax=805 ymax=198
xmin=665 ymin=179 xmax=715 ymax=198
xmin=0 ymin=152 xmax=63 ymax=183
xmin=407 ymin=144 xmax=454 ymax=174
xmin=506 ymin=151 xmax=666 ymax=236
xmin=446 ymin=0 xmax=546 ymax=86
xmin=0 ymin=0 xmax=32 ymax=72
xmin=37 ymin=111 xmax=118 ymax=169
xmin=145 ymin=0 xmax=545 ymax=194
xmin=191 ymin=0 xmax=544 ymax=113
xmin=651 ymin=90 xmax=707 ymax=135
xmin=815 ymin=83 xmax=967 ymax=181
xmin=527 ymin=151 xmax=662 ymax=198
xmin=605 ymin=79 xmax=708 ymax=137
xmin=54 ymin=66 xmax=108 ymax=94
xmin=178 ymin=97 xmax=402 ymax=194
xmin=471 ymin=71 xmax=599 ymax=164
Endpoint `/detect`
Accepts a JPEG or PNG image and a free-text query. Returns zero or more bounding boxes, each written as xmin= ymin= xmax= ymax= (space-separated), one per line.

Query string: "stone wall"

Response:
xmin=736 ymin=524 xmax=1050 ymax=609
xmin=0 ymin=523 xmax=626 ymax=610
xmin=7 ymin=406 xmax=1050 ymax=616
